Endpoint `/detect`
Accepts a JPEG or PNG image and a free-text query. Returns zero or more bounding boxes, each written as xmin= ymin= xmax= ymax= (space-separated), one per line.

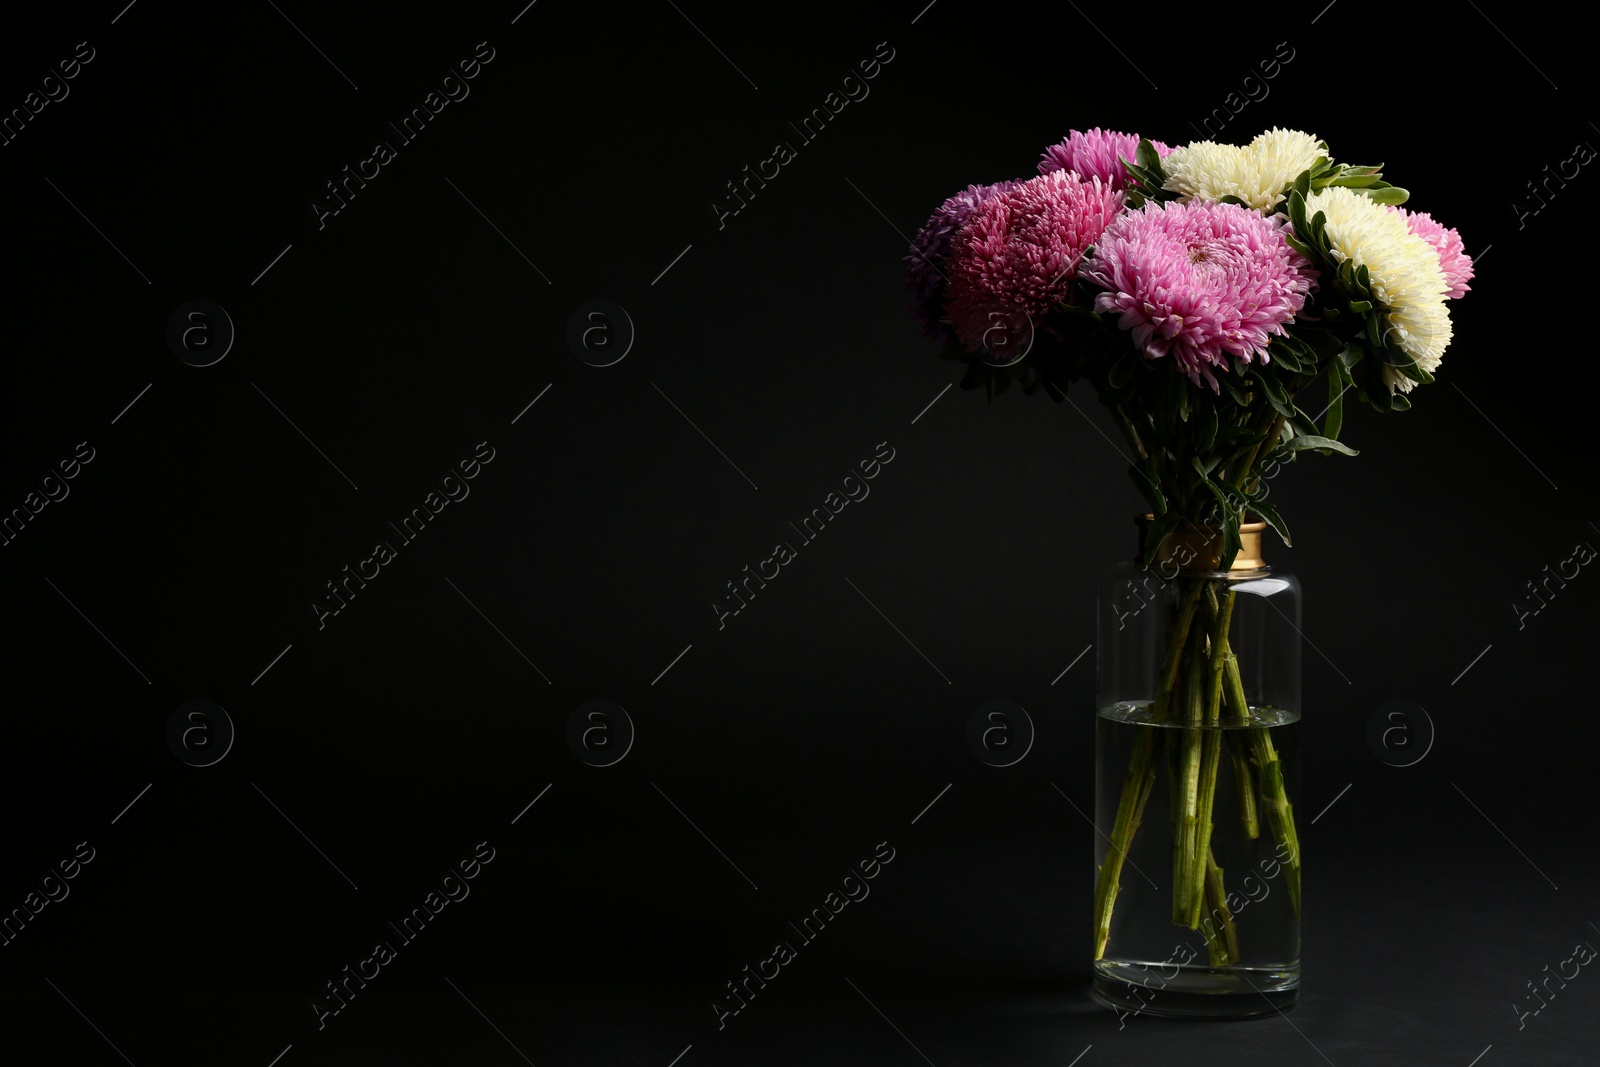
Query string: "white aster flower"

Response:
xmin=1162 ymin=128 xmax=1326 ymax=212
xmin=1304 ymin=186 xmax=1452 ymax=392
xmin=1247 ymin=129 xmax=1327 ymax=203
xmin=1161 ymin=141 xmax=1254 ymax=204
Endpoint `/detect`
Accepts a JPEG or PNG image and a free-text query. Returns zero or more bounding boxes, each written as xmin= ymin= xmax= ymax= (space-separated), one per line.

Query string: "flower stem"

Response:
xmin=1187 ymin=725 xmax=1224 ymax=929
xmin=1212 ymin=589 xmax=1259 ymax=838
xmin=1227 ymin=733 xmax=1261 ymax=839
xmin=1232 ymin=412 xmax=1286 ymax=493
xmin=1251 ymin=731 xmax=1302 ymax=916
xmin=1092 ymin=723 xmax=1162 ymax=960
xmin=1171 ymin=613 xmax=1207 ymax=925
xmin=1204 ymin=586 xmax=1229 ymax=724
xmin=1111 ymin=403 xmax=1149 ymax=462
xmin=1155 ymin=581 xmax=1205 ymax=718
xmin=1220 ymin=647 xmax=1301 ymax=916
xmin=1201 ymin=846 xmax=1239 ymax=966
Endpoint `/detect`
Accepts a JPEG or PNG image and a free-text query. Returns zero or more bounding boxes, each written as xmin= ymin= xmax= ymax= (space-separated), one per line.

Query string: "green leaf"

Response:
xmin=1364 ymin=312 xmax=1385 ymax=350
xmin=1255 ymin=370 xmax=1296 ymax=418
xmin=1198 ymin=399 xmax=1219 ymax=454
xmin=1250 ymin=499 xmax=1293 ymax=547
xmin=1270 ymin=346 xmax=1302 ymax=376
xmin=1136 ymin=137 xmax=1164 ymax=174
xmin=1129 ymin=463 xmax=1165 ymax=515
xmin=1298 ymin=328 xmax=1344 ymax=357
xmin=1363 ymin=185 xmax=1409 ymax=205
xmin=1219 ymin=435 xmax=1267 ymax=480
xmin=1288 ymin=407 xmax=1321 ymax=439
xmin=1118 ymin=160 xmax=1156 ymax=188
xmin=1214 ymin=476 xmax=1250 ymax=510
xmin=1379 ymin=336 xmax=1425 ymax=383
xmin=1327 ymin=172 xmax=1380 ymax=188
xmin=1288 ymin=189 xmax=1310 ymax=238
xmin=1325 ymin=361 xmax=1346 ymax=440
xmin=1217 ymin=369 xmax=1251 ymax=407
xmin=1140 ymin=510 xmax=1187 ymax=566
xmin=1282 ymin=434 xmax=1358 ymax=456
xmin=1140 ymin=453 xmax=1165 ymax=498
xmin=1119 ymin=152 xmax=1174 ymax=199
xmin=1220 ymin=513 xmax=1242 ymax=568
xmin=1362 ymin=358 xmax=1395 ymax=413
xmin=1194 ymin=458 xmax=1234 ymax=519
xmin=1390 ymin=391 xmax=1412 ymax=411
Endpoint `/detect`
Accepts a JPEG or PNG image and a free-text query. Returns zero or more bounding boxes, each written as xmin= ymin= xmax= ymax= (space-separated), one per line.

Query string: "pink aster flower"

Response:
xmin=1038 ymin=128 xmax=1172 ymax=190
xmin=945 ymin=171 xmax=1125 ymax=355
xmin=1387 ymin=205 xmax=1474 ymax=299
xmin=1079 ymin=200 xmax=1316 ymax=390
xmin=906 ymin=181 xmax=1018 ymax=343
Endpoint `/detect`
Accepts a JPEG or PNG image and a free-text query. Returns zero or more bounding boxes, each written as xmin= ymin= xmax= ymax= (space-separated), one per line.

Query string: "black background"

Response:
xmin=2 ymin=1 xmax=1596 ymax=1064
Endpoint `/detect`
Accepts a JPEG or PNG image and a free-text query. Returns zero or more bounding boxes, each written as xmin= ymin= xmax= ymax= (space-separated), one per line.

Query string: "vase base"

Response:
xmin=1092 ymin=962 xmax=1298 ymax=1020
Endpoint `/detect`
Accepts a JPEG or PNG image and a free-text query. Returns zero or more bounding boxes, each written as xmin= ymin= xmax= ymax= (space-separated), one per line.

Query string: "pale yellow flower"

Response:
xmin=1162 ymin=129 xmax=1325 ymax=212
xmin=1304 ymin=186 xmax=1452 ymax=391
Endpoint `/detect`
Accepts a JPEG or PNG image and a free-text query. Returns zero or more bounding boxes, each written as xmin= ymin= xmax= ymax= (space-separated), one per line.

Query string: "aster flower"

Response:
xmin=1162 ymin=129 xmax=1327 ymax=212
xmin=1388 ymin=205 xmax=1474 ymax=299
xmin=905 ymin=181 xmax=1018 ymax=344
xmin=1078 ymin=199 xmax=1315 ymax=390
xmin=944 ymin=171 xmax=1125 ymax=356
xmin=1038 ymin=128 xmax=1171 ymax=190
xmin=1248 ymin=128 xmax=1327 ymax=200
xmin=1305 ymin=187 xmax=1451 ymax=392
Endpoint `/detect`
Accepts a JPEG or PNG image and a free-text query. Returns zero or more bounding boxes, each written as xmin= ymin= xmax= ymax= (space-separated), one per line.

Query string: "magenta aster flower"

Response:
xmin=944 ymin=171 xmax=1124 ymax=355
xmin=1388 ymin=205 xmax=1474 ymax=299
xmin=905 ymin=181 xmax=1018 ymax=343
xmin=1079 ymin=200 xmax=1315 ymax=390
xmin=1038 ymin=128 xmax=1172 ymax=190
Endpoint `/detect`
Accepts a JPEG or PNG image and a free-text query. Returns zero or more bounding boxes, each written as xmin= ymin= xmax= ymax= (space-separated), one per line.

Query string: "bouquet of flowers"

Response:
xmin=906 ymin=128 xmax=1471 ymax=970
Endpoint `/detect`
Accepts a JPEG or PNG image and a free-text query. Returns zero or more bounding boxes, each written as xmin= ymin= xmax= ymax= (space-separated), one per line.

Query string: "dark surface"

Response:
xmin=2 ymin=2 xmax=1595 ymax=1064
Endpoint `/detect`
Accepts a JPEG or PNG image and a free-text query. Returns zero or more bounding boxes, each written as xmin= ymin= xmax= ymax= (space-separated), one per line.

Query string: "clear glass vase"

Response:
xmin=1091 ymin=516 xmax=1302 ymax=1020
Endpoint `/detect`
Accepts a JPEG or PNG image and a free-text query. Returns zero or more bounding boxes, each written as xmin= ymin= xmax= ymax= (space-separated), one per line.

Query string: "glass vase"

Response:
xmin=1091 ymin=516 xmax=1302 ymax=1020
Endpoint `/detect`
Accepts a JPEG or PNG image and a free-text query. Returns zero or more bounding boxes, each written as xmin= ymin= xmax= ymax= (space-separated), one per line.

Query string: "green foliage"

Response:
xmin=1119 ymin=138 xmax=1182 ymax=209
